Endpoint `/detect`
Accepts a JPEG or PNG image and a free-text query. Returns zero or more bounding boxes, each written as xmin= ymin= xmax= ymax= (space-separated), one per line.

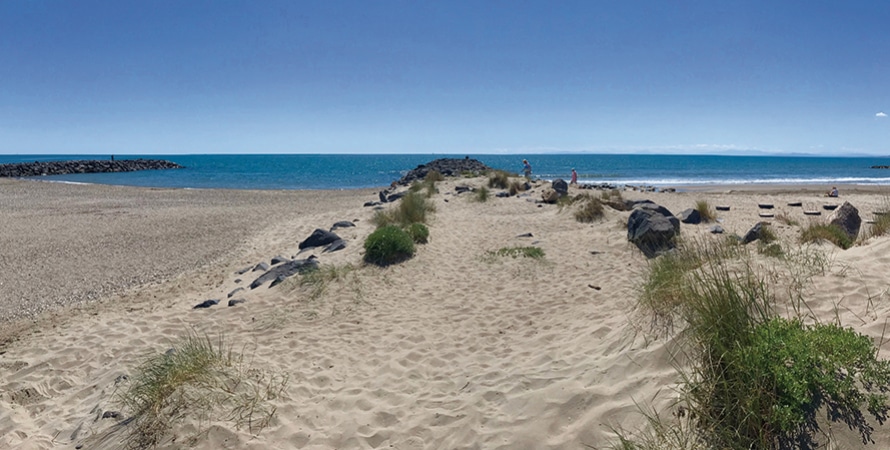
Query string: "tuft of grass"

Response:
xmin=800 ymin=223 xmax=853 ymax=249
xmin=424 ymin=170 xmax=445 ymax=182
xmin=300 ymin=264 xmax=356 ymax=300
xmin=474 ymin=186 xmax=490 ymax=202
xmin=371 ymin=191 xmax=436 ymax=228
xmin=694 ymin=200 xmax=716 ymax=222
xmin=487 ymin=246 xmax=545 ymax=259
xmin=409 ymin=178 xmax=438 ymax=198
xmin=574 ymin=195 xmax=605 ymax=223
xmin=363 ymin=225 xmax=415 ymax=266
xmin=488 ymin=170 xmax=511 ymax=189
xmin=775 ymin=211 xmax=799 ymax=227
xmin=116 ymin=332 xmax=286 ymax=449
xmin=866 ymin=200 xmax=890 ymax=239
xmin=508 ymin=180 xmax=526 ymax=196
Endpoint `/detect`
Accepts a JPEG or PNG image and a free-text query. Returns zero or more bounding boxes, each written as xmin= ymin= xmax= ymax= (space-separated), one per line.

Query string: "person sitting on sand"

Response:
xmin=827 ymin=186 xmax=839 ymax=197
xmin=570 ymin=168 xmax=578 ymax=185
xmin=522 ymin=159 xmax=532 ymax=179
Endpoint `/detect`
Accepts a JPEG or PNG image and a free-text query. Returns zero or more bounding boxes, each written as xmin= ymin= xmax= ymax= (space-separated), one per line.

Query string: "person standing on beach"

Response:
xmin=522 ymin=159 xmax=532 ymax=179
xmin=570 ymin=168 xmax=578 ymax=185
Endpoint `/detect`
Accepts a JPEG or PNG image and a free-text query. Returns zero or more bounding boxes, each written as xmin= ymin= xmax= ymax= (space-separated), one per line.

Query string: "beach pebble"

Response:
xmin=228 ymin=298 xmax=247 ymax=307
xmin=227 ymin=287 xmax=244 ymax=298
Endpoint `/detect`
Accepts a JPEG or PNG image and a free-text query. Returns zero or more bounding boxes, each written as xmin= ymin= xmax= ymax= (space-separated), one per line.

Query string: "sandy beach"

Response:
xmin=3 ymin=177 xmax=890 ymax=449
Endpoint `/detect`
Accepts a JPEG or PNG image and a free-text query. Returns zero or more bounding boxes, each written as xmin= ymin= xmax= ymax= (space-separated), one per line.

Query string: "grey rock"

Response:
xmin=249 ymin=258 xmax=319 ymax=289
xmin=627 ymin=203 xmax=680 ymax=258
xmin=709 ymin=225 xmax=724 ymax=234
xmin=228 ymin=298 xmax=247 ymax=307
xmin=742 ymin=222 xmax=765 ymax=244
xmin=323 ymin=239 xmax=347 ymax=253
xmin=193 ymin=299 xmax=220 ymax=309
xmin=271 ymin=255 xmax=289 ymax=265
xmin=252 ymin=262 xmax=270 ymax=272
xmin=102 ymin=411 xmax=122 ymax=419
xmin=679 ymin=208 xmax=702 ymax=224
xmin=828 ymin=201 xmax=861 ymax=242
xmin=235 ymin=266 xmax=252 ymax=275
xmin=227 ymin=287 xmax=244 ymax=298
xmin=299 ymin=228 xmax=342 ymax=250
xmin=551 ymin=178 xmax=568 ymax=196
xmin=331 ymin=221 xmax=355 ymax=230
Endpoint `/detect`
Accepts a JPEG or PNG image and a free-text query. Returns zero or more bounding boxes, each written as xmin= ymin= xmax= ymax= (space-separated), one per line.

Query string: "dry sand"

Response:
xmin=2 ymin=177 xmax=890 ymax=449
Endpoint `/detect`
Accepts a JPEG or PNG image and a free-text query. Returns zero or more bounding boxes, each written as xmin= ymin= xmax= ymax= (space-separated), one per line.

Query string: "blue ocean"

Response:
xmin=3 ymin=154 xmax=890 ymax=191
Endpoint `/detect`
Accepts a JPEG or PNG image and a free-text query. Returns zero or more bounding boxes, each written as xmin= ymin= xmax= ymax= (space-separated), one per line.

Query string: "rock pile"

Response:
xmin=0 ymin=159 xmax=183 ymax=177
xmin=394 ymin=158 xmax=491 ymax=186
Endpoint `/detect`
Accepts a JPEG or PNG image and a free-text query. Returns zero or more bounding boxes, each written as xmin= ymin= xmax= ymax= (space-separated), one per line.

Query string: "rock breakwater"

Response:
xmin=0 ymin=159 xmax=183 ymax=177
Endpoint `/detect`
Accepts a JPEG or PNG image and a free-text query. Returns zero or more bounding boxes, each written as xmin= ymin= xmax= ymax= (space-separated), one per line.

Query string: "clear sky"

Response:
xmin=2 ymin=1 xmax=889 ymax=155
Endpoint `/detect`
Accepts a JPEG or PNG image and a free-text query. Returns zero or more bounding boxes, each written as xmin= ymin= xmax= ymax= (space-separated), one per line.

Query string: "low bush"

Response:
xmin=364 ymin=225 xmax=415 ymax=266
xmin=405 ymin=222 xmax=429 ymax=244
xmin=508 ymin=180 xmax=525 ymax=196
xmin=424 ymin=170 xmax=445 ymax=182
xmin=800 ymin=223 xmax=853 ymax=249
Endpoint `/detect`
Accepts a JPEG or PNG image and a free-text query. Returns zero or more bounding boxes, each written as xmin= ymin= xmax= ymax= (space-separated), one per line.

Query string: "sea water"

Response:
xmin=2 ymin=154 xmax=890 ymax=190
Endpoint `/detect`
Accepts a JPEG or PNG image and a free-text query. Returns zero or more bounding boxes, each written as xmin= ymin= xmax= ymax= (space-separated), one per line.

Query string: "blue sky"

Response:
xmin=2 ymin=1 xmax=889 ymax=155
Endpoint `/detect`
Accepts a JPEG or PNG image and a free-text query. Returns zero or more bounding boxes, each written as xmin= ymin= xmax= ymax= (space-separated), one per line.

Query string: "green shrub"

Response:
xmin=364 ymin=225 xmax=415 ymax=266
xmin=405 ymin=223 xmax=429 ymax=244
xmin=800 ymin=223 xmax=853 ymax=249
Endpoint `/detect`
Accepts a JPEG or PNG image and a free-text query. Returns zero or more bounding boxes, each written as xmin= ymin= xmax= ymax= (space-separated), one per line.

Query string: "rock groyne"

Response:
xmin=0 ymin=159 xmax=183 ymax=178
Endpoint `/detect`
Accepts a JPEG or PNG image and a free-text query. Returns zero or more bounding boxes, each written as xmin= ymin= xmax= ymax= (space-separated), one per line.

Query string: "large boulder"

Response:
xmin=299 ymin=229 xmax=341 ymax=250
xmin=828 ymin=201 xmax=861 ymax=242
xmin=741 ymin=222 xmax=765 ymax=244
xmin=551 ymin=178 xmax=568 ymax=196
xmin=627 ymin=203 xmax=680 ymax=258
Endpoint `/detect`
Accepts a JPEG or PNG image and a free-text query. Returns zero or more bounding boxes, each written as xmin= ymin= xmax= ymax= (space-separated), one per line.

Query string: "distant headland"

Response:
xmin=0 ymin=158 xmax=183 ymax=178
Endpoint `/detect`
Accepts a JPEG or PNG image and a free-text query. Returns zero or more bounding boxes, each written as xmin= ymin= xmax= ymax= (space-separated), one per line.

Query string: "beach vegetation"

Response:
xmin=424 ymin=170 xmax=445 ymax=182
xmin=627 ymin=238 xmax=890 ymax=449
xmin=487 ymin=246 xmax=545 ymax=259
xmin=116 ymin=331 xmax=286 ymax=449
xmin=405 ymin=222 xmax=429 ymax=244
xmin=474 ymin=186 xmax=490 ymax=202
xmin=865 ymin=201 xmax=890 ymax=240
xmin=508 ymin=180 xmax=527 ymax=196
xmin=574 ymin=195 xmax=605 ymax=223
xmin=371 ymin=191 xmax=435 ymax=228
xmin=488 ymin=170 xmax=511 ymax=189
xmin=363 ymin=225 xmax=415 ymax=266
xmin=800 ymin=223 xmax=853 ymax=249
xmin=694 ymin=200 xmax=715 ymax=223
xmin=300 ymin=263 xmax=357 ymax=300
xmin=775 ymin=211 xmax=799 ymax=227
xmin=409 ymin=178 xmax=438 ymax=198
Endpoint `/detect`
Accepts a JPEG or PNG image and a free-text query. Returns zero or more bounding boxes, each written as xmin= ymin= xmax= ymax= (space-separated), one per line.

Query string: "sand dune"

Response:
xmin=2 ymin=178 xmax=890 ymax=449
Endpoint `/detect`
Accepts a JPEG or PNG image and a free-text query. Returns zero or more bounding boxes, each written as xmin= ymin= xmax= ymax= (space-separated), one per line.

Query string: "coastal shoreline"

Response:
xmin=3 ymin=176 xmax=890 ymax=448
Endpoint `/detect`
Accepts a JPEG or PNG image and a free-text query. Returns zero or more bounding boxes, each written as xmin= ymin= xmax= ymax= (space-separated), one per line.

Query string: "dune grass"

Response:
xmin=694 ymin=200 xmax=716 ymax=222
xmin=299 ymin=263 xmax=357 ymax=300
xmin=474 ymin=186 xmax=490 ymax=202
xmin=371 ymin=191 xmax=436 ymax=228
xmin=800 ymin=223 xmax=853 ymax=249
xmin=488 ymin=170 xmax=512 ymax=189
xmin=116 ymin=332 xmax=286 ymax=449
xmin=623 ymin=238 xmax=890 ymax=449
